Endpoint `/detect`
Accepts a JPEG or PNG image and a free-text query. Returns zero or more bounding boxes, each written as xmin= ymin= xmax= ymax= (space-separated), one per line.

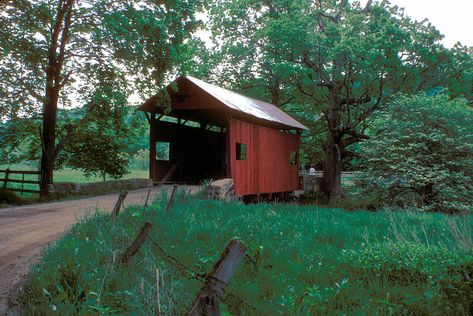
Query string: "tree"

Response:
xmin=0 ymin=0 xmax=203 ymax=195
xmin=66 ymin=128 xmax=129 ymax=181
xmin=208 ymin=0 xmax=472 ymax=197
xmin=355 ymin=94 xmax=473 ymax=213
xmin=63 ymin=64 xmax=131 ymax=181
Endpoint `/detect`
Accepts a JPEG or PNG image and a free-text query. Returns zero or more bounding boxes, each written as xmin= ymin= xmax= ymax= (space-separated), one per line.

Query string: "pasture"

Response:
xmin=0 ymin=164 xmax=148 ymax=201
xmin=0 ymin=164 xmax=148 ymax=184
xmin=21 ymin=190 xmax=473 ymax=315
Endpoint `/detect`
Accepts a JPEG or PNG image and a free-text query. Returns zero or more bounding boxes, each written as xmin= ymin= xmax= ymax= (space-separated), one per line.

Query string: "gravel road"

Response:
xmin=0 ymin=186 xmax=183 ymax=315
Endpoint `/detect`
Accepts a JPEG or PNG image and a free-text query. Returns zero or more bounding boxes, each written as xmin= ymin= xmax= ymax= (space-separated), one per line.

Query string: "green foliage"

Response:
xmin=130 ymin=149 xmax=150 ymax=171
xmin=0 ymin=0 xmax=203 ymax=171
xmin=22 ymin=195 xmax=473 ymax=315
xmin=65 ymin=127 xmax=129 ymax=181
xmin=207 ymin=0 xmax=473 ymax=176
xmin=63 ymin=66 xmax=131 ymax=180
xmin=355 ymin=94 xmax=473 ymax=213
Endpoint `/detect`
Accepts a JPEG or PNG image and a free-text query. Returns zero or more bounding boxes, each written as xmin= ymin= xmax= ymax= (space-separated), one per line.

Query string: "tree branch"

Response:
xmin=54 ymin=124 xmax=75 ymax=160
xmin=363 ymin=0 xmax=373 ymax=14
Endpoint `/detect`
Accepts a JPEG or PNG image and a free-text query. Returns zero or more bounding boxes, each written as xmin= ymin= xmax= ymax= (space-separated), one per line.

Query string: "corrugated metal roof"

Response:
xmin=185 ymin=76 xmax=308 ymax=130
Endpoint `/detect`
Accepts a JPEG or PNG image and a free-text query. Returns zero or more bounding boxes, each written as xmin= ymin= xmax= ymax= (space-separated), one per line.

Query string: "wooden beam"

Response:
xmin=144 ymin=112 xmax=152 ymax=124
xmin=150 ymin=113 xmax=157 ymax=182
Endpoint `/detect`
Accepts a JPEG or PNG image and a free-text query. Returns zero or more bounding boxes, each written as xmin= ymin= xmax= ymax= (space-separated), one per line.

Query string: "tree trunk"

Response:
xmin=40 ymin=71 xmax=60 ymax=196
xmin=39 ymin=0 xmax=75 ymax=197
xmin=322 ymin=85 xmax=343 ymax=197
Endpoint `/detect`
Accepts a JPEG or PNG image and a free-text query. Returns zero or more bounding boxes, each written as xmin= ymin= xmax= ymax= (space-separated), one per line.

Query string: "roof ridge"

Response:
xmin=186 ymin=75 xmax=274 ymax=106
xmin=184 ymin=75 xmax=307 ymax=130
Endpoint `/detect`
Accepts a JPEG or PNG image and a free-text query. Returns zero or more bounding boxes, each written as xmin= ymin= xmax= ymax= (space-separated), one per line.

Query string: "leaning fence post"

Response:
xmin=121 ymin=222 xmax=153 ymax=264
xmin=166 ymin=184 xmax=178 ymax=212
xmin=111 ymin=191 xmax=128 ymax=220
xmin=143 ymin=189 xmax=151 ymax=211
xmin=183 ymin=189 xmax=192 ymax=204
xmin=3 ymin=168 xmax=10 ymax=189
xmin=187 ymin=239 xmax=247 ymax=316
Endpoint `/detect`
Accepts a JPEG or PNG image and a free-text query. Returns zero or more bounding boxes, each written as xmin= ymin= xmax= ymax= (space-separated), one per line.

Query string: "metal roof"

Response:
xmin=185 ymin=76 xmax=307 ymax=130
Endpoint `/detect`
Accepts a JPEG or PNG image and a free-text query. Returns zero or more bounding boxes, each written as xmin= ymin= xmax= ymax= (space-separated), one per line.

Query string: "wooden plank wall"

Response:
xmin=229 ymin=118 xmax=300 ymax=196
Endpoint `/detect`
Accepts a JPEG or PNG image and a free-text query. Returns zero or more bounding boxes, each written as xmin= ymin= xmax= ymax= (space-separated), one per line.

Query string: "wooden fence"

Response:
xmin=0 ymin=169 xmax=41 ymax=194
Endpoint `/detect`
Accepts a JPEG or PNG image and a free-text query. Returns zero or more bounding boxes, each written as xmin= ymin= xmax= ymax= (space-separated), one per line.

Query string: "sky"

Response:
xmin=372 ymin=0 xmax=473 ymax=47
xmin=197 ymin=0 xmax=473 ymax=48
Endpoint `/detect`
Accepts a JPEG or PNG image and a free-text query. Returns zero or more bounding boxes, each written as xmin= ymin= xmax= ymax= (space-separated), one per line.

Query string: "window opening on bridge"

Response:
xmin=157 ymin=142 xmax=170 ymax=161
xmin=236 ymin=143 xmax=247 ymax=161
xmin=290 ymin=151 xmax=297 ymax=165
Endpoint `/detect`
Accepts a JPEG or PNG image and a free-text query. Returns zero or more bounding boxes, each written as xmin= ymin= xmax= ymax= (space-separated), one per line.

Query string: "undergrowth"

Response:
xmin=22 ymin=189 xmax=473 ymax=315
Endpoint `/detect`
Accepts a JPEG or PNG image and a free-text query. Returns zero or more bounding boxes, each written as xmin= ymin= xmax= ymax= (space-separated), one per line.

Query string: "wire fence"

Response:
xmin=116 ymin=190 xmax=261 ymax=315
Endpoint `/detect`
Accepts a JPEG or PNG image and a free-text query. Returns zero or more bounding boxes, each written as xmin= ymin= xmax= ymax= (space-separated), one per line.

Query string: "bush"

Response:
xmin=355 ymin=94 xmax=473 ymax=213
xmin=0 ymin=188 xmax=21 ymax=204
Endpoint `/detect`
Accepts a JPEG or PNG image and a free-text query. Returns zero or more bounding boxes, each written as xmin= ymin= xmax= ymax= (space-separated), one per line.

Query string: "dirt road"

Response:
xmin=0 ymin=186 xmax=181 ymax=315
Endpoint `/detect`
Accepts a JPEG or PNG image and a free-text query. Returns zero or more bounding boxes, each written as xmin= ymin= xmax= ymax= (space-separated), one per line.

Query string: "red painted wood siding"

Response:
xmin=170 ymin=78 xmax=221 ymax=110
xmin=229 ymin=118 xmax=300 ymax=196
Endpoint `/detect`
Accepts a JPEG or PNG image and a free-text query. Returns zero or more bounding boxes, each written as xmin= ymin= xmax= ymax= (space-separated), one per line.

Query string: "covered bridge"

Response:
xmin=138 ymin=75 xmax=307 ymax=197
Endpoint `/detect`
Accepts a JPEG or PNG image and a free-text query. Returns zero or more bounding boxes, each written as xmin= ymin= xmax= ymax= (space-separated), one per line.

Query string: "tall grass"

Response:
xmin=22 ymin=191 xmax=473 ymax=315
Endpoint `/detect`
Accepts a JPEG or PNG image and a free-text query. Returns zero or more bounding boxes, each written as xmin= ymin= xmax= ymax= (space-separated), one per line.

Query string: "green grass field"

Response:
xmin=0 ymin=164 xmax=148 ymax=183
xmin=0 ymin=164 xmax=148 ymax=200
xmin=22 ymin=191 xmax=473 ymax=315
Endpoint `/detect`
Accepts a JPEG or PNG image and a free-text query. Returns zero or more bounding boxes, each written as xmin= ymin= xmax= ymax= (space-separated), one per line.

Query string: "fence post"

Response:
xmin=21 ymin=173 xmax=25 ymax=196
xmin=143 ymin=189 xmax=151 ymax=211
xmin=187 ymin=239 xmax=247 ymax=316
xmin=183 ymin=189 xmax=192 ymax=204
xmin=111 ymin=191 xmax=128 ymax=220
xmin=166 ymin=184 xmax=178 ymax=212
xmin=3 ymin=168 xmax=10 ymax=189
xmin=121 ymin=222 xmax=153 ymax=264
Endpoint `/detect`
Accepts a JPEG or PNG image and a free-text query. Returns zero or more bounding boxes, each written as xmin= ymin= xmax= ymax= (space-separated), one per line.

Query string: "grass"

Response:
xmin=0 ymin=164 xmax=148 ymax=202
xmin=0 ymin=164 xmax=148 ymax=183
xmin=22 ymin=191 xmax=473 ymax=315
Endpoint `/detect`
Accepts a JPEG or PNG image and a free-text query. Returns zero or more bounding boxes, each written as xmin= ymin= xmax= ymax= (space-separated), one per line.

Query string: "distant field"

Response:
xmin=0 ymin=164 xmax=148 ymax=183
xmin=0 ymin=164 xmax=148 ymax=199
xmin=22 ymin=193 xmax=473 ymax=315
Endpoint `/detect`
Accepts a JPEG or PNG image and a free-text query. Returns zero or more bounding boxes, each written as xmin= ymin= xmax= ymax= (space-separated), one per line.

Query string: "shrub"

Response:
xmin=0 ymin=188 xmax=21 ymax=204
xmin=355 ymin=94 xmax=473 ymax=213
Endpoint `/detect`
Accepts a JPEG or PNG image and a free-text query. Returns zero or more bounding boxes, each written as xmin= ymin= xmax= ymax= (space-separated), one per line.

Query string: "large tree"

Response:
xmin=209 ymin=0 xmax=472 ymax=197
xmin=0 ymin=0 xmax=202 ymax=195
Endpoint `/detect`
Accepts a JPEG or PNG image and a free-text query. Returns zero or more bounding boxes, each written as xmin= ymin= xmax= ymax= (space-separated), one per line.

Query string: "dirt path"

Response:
xmin=0 ymin=186 xmax=192 ymax=315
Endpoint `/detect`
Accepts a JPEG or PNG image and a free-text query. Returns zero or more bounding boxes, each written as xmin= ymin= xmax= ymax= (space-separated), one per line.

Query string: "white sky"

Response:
xmin=376 ymin=0 xmax=473 ymax=47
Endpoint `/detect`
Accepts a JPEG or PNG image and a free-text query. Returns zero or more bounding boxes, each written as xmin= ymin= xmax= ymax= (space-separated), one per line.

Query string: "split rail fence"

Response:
xmin=0 ymin=168 xmax=41 ymax=195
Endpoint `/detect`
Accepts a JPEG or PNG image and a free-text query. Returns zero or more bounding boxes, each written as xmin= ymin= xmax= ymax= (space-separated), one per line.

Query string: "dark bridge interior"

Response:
xmin=153 ymin=117 xmax=227 ymax=184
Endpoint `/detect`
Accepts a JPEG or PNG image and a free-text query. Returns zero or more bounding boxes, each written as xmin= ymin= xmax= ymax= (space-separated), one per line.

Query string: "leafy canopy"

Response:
xmin=0 ymin=0 xmax=203 ymax=177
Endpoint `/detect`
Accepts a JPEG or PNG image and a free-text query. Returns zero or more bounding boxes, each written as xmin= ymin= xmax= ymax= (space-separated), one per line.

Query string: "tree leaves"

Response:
xmin=356 ymin=94 xmax=473 ymax=212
